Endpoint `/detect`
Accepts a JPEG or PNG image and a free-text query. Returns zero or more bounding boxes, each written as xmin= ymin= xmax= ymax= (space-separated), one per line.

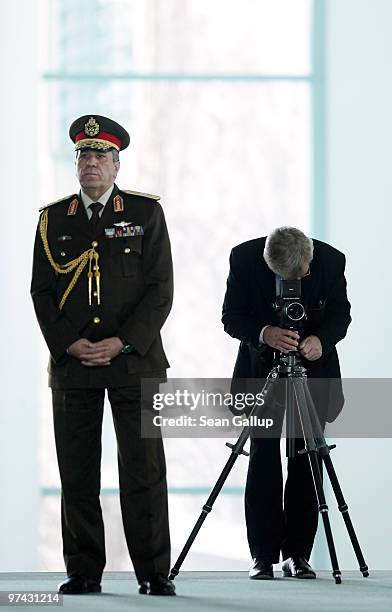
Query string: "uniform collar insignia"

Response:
xmin=113 ymin=194 xmax=124 ymax=212
xmin=67 ymin=198 xmax=79 ymax=216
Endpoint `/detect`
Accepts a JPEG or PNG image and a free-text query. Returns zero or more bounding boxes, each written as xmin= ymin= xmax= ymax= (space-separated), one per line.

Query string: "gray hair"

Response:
xmin=111 ymin=148 xmax=120 ymax=163
xmin=263 ymin=227 xmax=314 ymax=279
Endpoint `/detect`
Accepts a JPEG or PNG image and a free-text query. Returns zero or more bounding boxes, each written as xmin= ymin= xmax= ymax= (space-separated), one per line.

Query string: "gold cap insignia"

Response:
xmin=84 ymin=117 xmax=100 ymax=137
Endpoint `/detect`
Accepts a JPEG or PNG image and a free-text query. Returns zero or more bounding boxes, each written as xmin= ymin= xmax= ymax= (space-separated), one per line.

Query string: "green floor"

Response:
xmin=0 ymin=571 xmax=390 ymax=612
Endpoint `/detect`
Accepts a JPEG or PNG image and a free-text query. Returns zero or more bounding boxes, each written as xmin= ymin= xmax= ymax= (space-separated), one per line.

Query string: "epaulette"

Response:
xmin=121 ymin=189 xmax=160 ymax=201
xmin=39 ymin=194 xmax=77 ymax=212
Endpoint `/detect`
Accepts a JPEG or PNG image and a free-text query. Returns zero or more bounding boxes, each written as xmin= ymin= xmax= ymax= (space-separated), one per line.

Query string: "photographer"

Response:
xmin=222 ymin=227 xmax=351 ymax=580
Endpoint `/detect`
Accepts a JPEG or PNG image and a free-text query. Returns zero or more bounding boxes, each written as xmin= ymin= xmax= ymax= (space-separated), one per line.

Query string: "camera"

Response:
xmin=273 ymin=278 xmax=307 ymax=332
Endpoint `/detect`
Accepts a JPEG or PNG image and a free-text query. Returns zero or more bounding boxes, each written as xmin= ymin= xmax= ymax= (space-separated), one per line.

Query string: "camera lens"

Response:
xmin=286 ymin=301 xmax=305 ymax=321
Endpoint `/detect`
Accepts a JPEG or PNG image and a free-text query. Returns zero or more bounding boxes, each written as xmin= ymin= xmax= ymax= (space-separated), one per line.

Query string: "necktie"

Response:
xmin=89 ymin=202 xmax=103 ymax=230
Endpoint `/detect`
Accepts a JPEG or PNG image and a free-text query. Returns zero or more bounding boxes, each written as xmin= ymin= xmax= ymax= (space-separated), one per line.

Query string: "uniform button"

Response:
xmin=93 ymin=316 xmax=101 ymax=324
xmin=60 ymin=251 xmax=66 ymax=257
xmin=93 ymin=291 xmax=98 ymax=297
xmin=124 ymin=247 xmax=131 ymax=254
xmin=92 ymin=241 xmax=98 ymax=247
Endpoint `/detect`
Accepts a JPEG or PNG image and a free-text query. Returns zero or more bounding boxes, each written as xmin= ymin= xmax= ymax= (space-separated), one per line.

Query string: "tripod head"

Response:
xmin=274 ymin=350 xmax=308 ymax=378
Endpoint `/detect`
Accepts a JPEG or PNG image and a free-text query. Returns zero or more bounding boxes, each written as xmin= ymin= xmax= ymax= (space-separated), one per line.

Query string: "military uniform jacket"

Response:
xmin=222 ymin=237 xmax=352 ymax=422
xmin=31 ymin=185 xmax=173 ymax=388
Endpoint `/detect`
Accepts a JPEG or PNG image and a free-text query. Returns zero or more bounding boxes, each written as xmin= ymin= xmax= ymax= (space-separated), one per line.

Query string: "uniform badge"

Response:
xmin=113 ymin=194 xmax=124 ymax=212
xmin=105 ymin=221 xmax=144 ymax=238
xmin=67 ymin=198 xmax=79 ymax=216
xmin=84 ymin=117 xmax=100 ymax=136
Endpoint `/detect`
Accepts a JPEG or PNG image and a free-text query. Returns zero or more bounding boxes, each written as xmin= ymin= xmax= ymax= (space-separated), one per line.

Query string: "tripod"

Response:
xmin=169 ymin=352 xmax=369 ymax=584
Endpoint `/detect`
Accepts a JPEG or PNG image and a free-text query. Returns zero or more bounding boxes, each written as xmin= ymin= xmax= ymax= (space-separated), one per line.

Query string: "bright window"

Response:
xmin=38 ymin=0 xmax=319 ymax=570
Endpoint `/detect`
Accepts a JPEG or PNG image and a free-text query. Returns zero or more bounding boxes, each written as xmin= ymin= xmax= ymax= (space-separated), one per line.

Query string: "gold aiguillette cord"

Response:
xmin=94 ymin=251 xmax=101 ymax=305
xmin=40 ymin=208 xmax=102 ymax=308
xmin=87 ymin=248 xmax=100 ymax=306
xmin=88 ymin=251 xmax=94 ymax=305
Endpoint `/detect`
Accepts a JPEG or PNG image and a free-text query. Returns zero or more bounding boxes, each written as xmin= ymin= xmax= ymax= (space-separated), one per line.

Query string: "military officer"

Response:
xmin=31 ymin=115 xmax=175 ymax=596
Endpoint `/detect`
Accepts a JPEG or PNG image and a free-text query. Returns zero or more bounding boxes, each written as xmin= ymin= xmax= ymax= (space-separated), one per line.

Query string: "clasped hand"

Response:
xmin=67 ymin=337 xmax=124 ymax=366
xmin=263 ymin=326 xmax=322 ymax=361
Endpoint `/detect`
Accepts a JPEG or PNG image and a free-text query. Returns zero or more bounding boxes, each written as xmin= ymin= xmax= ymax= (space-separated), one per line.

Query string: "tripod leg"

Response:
xmin=169 ymin=449 xmax=238 ymax=580
xmin=293 ymin=380 xmax=342 ymax=584
xmin=169 ymin=370 xmax=280 ymax=580
xmin=286 ymin=378 xmax=296 ymax=458
xmin=307 ymin=450 xmax=341 ymax=584
xmin=302 ymin=382 xmax=369 ymax=577
xmin=323 ymin=455 xmax=369 ymax=577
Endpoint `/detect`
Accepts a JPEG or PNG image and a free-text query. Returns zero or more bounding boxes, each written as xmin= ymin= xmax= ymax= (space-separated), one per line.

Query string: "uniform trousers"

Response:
xmin=244 ymin=392 xmax=323 ymax=564
xmin=52 ymin=386 xmax=170 ymax=583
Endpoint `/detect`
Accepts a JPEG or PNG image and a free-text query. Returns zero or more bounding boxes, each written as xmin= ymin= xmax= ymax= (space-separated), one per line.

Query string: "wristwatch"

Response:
xmin=120 ymin=338 xmax=133 ymax=354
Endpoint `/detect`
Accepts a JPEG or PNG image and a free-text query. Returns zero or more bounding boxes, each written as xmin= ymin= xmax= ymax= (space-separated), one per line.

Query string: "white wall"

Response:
xmin=1 ymin=0 xmax=391 ymax=574
xmin=0 ymin=1 xmax=40 ymax=570
xmin=322 ymin=0 xmax=392 ymax=570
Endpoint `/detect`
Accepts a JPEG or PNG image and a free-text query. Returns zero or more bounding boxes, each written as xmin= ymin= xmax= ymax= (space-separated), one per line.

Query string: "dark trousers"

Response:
xmin=52 ymin=386 xmax=170 ymax=583
xmin=245 ymin=435 xmax=321 ymax=564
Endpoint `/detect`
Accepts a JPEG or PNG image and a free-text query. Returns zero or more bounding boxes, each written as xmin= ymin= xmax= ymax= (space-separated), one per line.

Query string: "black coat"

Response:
xmin=31 ymin=184 xmax=173 ymax=388
xmin=222 ymin=237 xmax=351 ymax=422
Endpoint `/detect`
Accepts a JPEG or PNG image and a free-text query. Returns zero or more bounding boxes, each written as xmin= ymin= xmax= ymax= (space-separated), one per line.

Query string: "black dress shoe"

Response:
xmin=138 ymin=581 xmax=149 ymax=595
xmin=138 ymin=575 xmax=176 ymax=596
xmin=58 ymin=574 xmax=101 ymax=594
xmin=282 ymin=556 xmax=316 ymax=579
xmin=249 ymin=558 xmax=274 ymax=580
